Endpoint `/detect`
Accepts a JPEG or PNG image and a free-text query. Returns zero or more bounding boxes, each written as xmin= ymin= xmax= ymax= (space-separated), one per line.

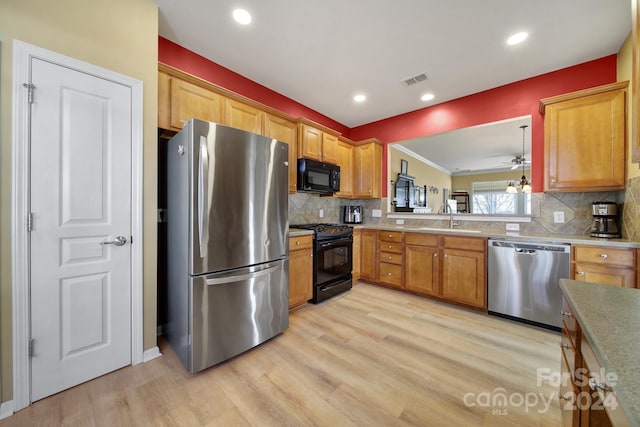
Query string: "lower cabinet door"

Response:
xmin=441 ymin=248 xmax=486 ymax=308
xmin=289 ymin=247 xmax=313 ymax=309
xmin=404 ymin=244 xmax=439 ymax=296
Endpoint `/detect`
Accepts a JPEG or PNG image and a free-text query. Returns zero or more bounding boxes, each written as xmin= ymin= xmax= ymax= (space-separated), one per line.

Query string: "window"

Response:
xmin=472 ymin=181 xmax=531 ymax=215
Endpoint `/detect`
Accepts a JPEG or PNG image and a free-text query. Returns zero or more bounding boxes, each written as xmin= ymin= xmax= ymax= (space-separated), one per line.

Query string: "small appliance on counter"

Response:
xmin=590 ymin=201 xmax=621 ymax=238
xmin=342 ymin=205 xmax=363 ymax=224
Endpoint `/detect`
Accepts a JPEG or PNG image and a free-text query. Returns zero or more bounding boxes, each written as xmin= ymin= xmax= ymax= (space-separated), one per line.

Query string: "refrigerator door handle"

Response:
xmin=198 ymin=135 xmax=209 ymax=258
xmin=204 ymin=263 xmax=282 ymax=286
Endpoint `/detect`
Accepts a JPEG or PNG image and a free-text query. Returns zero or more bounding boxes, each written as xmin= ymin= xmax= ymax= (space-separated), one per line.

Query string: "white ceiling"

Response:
xmin=156 ymin=0 xmax=631 ymax=129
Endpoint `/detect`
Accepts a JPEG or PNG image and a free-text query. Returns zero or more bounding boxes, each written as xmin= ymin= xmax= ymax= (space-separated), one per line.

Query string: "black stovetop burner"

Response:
xmin=292 ymin=223 xmax=353 ymax=240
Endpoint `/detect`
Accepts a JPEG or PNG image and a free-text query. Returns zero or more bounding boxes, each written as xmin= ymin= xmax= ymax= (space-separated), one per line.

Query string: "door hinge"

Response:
xmin=27 ymin=212 xmax=33 ymax=232
xmin=28 ymin=339 xmax=34 ymax=357
xmin=22 ymin=83 xmax=34 ymax=104
xmin=130 ymin=235 xmax=133 ymax=245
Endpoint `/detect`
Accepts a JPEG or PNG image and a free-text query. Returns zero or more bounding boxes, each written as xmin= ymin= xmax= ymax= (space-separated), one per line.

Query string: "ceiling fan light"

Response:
xmin=522 ymin=183 xmax=532 ymax=193
xmin=506 ymin=182 xmax=518 ymax=193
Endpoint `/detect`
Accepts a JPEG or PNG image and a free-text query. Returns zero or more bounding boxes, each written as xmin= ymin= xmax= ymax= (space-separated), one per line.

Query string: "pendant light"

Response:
xmin=505 ymin=125 xmax=531 ymax=193
xmin=518 ymin=125 xmax=531 ymax=193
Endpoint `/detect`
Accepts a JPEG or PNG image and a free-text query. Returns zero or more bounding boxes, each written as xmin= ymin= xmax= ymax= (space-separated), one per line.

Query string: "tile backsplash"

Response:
xmin=290 ymin=187 xmax=636 ymax=240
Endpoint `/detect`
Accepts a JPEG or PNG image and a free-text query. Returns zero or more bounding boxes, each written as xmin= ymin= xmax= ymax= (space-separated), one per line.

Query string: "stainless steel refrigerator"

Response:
xmin=165 ymin=119 xmax=289 ymax=372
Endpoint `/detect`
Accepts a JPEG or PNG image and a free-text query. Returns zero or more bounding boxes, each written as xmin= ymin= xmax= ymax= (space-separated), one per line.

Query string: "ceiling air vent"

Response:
xmin=401 ymin=72 xmax=428 ymax=87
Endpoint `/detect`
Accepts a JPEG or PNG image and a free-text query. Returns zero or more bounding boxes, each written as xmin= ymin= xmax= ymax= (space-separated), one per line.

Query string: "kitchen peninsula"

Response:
xmin=560 ymin=279 xmax=640 ymax=426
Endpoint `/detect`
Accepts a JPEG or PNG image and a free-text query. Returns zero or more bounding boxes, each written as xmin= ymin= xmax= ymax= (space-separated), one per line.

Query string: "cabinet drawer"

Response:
xmin=379 ymin=263 xmax=403 ymax=287
xmin=405 ymin=232 xmax=438 ymax=247
xmin=573 ymin=246 xmax=634 ymax=267
xmin=378 ymin=241 xmax=403 ymax=254
xmin=559 ymin=353 xmax=580 ymax=427
xmin=289 ymin=235 xmax=313 ymax=251
xmin=560 ymin=330 xmax=579 ymax=382
xmin=561 ymin=298 xmax=578 ymax=348
xmin=378 ymin=231 xmax=403 ymax=243
xmin=442 ymin=235 xmax=486 ymax=252
xmin=573 ymin=263 xmax=635 ymax=288
xmin=379 ymin=251 xmax=402 ymax=265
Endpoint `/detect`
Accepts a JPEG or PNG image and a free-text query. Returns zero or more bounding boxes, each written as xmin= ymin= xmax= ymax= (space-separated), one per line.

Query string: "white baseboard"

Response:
xmin=0 ymin=400 xmax=15 ymax=420
xmin=142 ymin=346 xmax=162 ymax=363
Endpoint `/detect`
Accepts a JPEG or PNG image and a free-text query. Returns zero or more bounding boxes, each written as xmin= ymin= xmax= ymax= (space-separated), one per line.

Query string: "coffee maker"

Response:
xmin=590 ymin=201 xmax=620 ymax=238
xmin=342 ymin=205 xmax=363 ymax=224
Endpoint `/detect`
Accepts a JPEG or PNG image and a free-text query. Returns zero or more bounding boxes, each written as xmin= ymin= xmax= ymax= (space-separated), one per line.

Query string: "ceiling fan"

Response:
xmin=509 ymin=154 xmax=531 ymax=170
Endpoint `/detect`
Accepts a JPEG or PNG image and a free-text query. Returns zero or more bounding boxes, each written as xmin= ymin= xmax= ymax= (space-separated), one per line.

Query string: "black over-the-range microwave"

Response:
xmin=297 ymin=158 xmax=340 ymax=194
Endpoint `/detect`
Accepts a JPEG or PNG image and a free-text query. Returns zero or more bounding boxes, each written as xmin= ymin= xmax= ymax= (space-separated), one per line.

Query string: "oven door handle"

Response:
xmin=318 ymin=237 xmax=352 ymax=248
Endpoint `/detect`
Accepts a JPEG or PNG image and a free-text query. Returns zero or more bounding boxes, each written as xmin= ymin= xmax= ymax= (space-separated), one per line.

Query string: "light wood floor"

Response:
xmin=1 ymin=282 xmax=562 ymax=426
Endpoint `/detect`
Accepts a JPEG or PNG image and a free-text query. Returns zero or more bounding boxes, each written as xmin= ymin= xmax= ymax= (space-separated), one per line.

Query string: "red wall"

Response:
xmin=350 ymin=56 xmax=617 ymax=195
xmin=159 ymin=36 xmax=617 ymax=195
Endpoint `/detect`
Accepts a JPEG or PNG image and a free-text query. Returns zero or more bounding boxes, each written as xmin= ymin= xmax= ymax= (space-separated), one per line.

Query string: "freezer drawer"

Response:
xmin=188 ymin=260 xmax=288 ymax=372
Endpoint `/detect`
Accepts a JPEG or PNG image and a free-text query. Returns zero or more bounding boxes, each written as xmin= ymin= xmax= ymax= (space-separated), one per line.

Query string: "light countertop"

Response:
xmin=353 ymin=224 xmax=640 ymax=248
xmin=288 ymin=229 xmax=314 ymax=237
xmin=560 ymin=279 xmax=640 ymax=426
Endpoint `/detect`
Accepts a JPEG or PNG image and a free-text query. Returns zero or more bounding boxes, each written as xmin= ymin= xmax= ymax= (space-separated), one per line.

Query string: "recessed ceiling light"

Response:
xmin=233 ymin=9 xmax=252 ymax=25
xmin=507 ymin=31 xmax=528 ymax=45
xmin=354 ymin=94 xmax=366 ymax=103
xmin=421 ymin=93 xmax=435 ymax=102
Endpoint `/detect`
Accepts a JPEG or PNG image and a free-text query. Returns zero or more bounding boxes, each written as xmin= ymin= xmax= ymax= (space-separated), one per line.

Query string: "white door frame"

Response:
xmin=11 ymin=40 xmax=144 ymax=411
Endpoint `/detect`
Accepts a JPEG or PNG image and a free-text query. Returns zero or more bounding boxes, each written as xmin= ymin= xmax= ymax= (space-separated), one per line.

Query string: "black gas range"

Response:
xmin=291 ymin=223 xmax=353 ymax=303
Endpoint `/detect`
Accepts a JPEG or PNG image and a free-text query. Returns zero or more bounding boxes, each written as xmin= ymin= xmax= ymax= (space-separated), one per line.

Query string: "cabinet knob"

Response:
xmin=296 ymin=241 xmax=300 ymax=245
xmin=551 ymin=178 xmax=556 ymax=183
xmin=388 ymin=234 xmax=392 ymax=238
xmin=577 ymin=271 xmax=584 ymax=276
xmin=433 ymin=252 xmax=438 ymax=257
xmin=589 ymin=377 xmax=612 ymax=392
xmin=388 ymin=245 xmax=392 ymax=249
xmin=444 ymin=254 xmax=448 ymax=258
xmin=387 ymin=272 xmax=392 ymax=276
xmin=558 ymin=392 xmax=571 ymax=401
xmin=559 ymin=343 xmax=570 ymax=349
xmin=560 ymin=310 xmax=572 ymax=317
xmin=600 ymin=253 xmax=608 ymax=259
xmin=388 ymin=256 xmax=392 ymax=260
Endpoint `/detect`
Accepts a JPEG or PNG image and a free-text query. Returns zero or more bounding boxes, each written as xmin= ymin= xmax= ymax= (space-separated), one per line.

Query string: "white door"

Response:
xmin=29 ymin=57 xmax=133 ymax=401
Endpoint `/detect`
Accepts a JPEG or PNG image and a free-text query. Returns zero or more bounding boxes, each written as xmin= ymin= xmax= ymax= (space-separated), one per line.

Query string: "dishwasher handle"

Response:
xmin=515 ymin=248 xmax=537 ymax=254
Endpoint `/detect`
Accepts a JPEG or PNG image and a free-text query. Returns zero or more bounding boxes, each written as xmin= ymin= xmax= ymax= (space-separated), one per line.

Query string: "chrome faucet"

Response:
xmin=448 ymin=206 xmax=459 ymax=229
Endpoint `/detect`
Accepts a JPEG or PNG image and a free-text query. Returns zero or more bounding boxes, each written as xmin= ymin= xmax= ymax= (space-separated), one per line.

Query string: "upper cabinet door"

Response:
xmin=170 ymin=78 xmax=223 ymax=129
xmin=321 ymin=133 xmax=338 ymax=164
xmin=298 ymin=124 xmax=323 ymax=161
xmin=541 ymin=82 xmax=628 ymax=192
xmin=353 ymin=142 xmax=382 ymax=198
xmin=334 ymin=140 xmax=354 ymax=198
xmin=265 ymin=113 xmax=298 ymax=194
xmin=224 ymin=98 xmax=264 ymax=134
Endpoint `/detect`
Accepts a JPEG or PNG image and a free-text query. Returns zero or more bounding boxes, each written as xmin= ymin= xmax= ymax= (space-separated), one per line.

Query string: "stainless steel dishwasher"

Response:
xmin=488 ymin=239 xmax=570 ymax=330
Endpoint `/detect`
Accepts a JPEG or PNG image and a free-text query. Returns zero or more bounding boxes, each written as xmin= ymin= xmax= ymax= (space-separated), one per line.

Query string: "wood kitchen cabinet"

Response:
xmin=297 ymin=120 xmax=340 ymax=164
xmin=358 ymin=229 xmax=487 ymax=310
xmin=559 ymin=297 xmax=581 ymax=427
xmin=162 ymin=72 xmax=224 ymax=131
xmin=440 ymin=236 xmax=487 ymax=309
xmin=540 ymin=81 xmax=628 ymax=192
xmin=377 ymin=231 xmax=404 ymax=288
xmin=571 ymin=245 xmax=637 ymax=288
xmin=352 ymin=229 xmax=361 ymax=281
xmin=264 ymin=113 xmax=298 ymax=193
xmin=353 ymin=140 xmax=382 ymax=198
xmin=334 ymin=139 xmax=354 ymax=198
xmin=159 ymin=64 xmax=300 ymax=194
xmin=404 ymin=233 xmax=440 ymax=297
xmin=288 ymin=235 xmax=313 ymax=309
xmin=560 ymin=295 xmax=626 ymax=427
xmin=224 ymin=98 xmax=264 ymax=134
xmin=360 ymin=229 xmax=377 ymax=281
